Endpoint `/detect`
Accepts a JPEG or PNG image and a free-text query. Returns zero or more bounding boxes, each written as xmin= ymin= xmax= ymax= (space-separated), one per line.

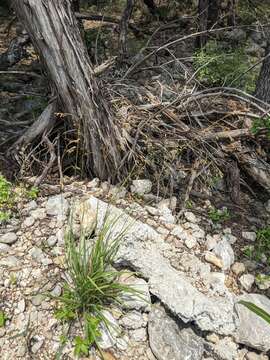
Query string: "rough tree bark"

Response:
xmin=12 ymin=0 xmax=124 ymax=180
xmin=119 ymin=0 xmax=134 ymax=59
xmin=255 ymin=41 xmax=270 ymax=103
xmin=197 ymin=0 xmax=209 ymax=48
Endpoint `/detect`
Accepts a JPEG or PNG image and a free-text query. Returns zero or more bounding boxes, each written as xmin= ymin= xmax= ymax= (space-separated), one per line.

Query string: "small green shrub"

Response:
xmin=0 ymin=175 xmax=12 ymax=207
xmin=251 ymin=117 xmax=270 ymax=139
xmin=208 ymin=207 xmax=230 ymax=223
xmin=0 ymin=311 xmax=6 ymax=327
xmin=243 ymin=227 xmax=270 ymax=265
xmin=25 ymin=186 xmax=39 ymax=200
xmin=194 ymin=40 xmax=258 ymax=92
xmin=55 ymin=213 xmax=141 ymax=357
xmin=0 ymin=211 xmax=10 ymax=223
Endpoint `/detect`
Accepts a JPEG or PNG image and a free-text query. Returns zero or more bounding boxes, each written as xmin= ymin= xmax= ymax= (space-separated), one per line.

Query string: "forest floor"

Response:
xmin=0 ymin=6 xmax=270 ymax=360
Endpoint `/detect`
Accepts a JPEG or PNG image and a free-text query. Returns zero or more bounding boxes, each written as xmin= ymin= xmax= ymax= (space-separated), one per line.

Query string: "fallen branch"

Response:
xmin=8 ymin=102 xmax=57 ymax=152
xmin=34 ymin=136 xmax=56 ymax=187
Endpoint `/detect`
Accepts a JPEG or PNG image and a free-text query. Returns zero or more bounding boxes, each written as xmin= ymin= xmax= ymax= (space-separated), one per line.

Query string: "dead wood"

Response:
xmin=8 ymin=102 xmax=57 ymax=152
xmin=13 ymin=0 xmax=125 ymax=180
xmin=119 ymin=0 xmax=134 ymax=60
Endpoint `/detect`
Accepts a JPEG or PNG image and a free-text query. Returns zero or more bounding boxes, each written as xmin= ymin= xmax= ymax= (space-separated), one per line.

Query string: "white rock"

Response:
xmin=158 ymin=197 xmax=177 ymax=211
xmin=205 ymin=235 xmax=218 ymax=251
xmin=23 ymin=216 xmax=35 ymax=227
xmin=46 ymin=194 xmax=69 ymax=218
xmin=98 ymin=311 xmax=119 ymax=349
xmin=0 ymin=243 xmax=11 ymax=253
xmin=51 ymin=284 xmax=62 ymax=297
xmin=184 ymin=212 xmax=198 ymax=223
xmin=212 ymin=337 xmax=238 ymax=360
xmin=47 ymin=235 xmax=57 ymax=247
xmin=31 ymin=208 xmax=46 ymax=220
xmin=246 ymin=352 xmax=269 ymax=360
xmin=242 ymin=232 xmax=257 ymax=242
xmin=222 ymin=233 xmax=237 ymax=244
xmin=0 ymin=232 xmax=17 ymax=244
xmin=121 ymin=277 xmax=151 ymax=312
xmin=205 ymin=252 xmax=223 ymax=269
xmin=185 ymin=236 xmax=197 ymax=249
xmin=17 ymin=299 xmax=26 ymax=313
xmin=239 ymin=274 xmax=255 ymax=291
xmin=120 ymin=311 xmax=147 ymax=329
xmin=0 ymin=256 xmax=20 ymax=267
xmin=129 ymin=328 xmax=147 ymax=342
xmin=116 ymin=335 xmax=129 ymax=351
xmin=159 ymin=207 xmax=175 ymax=224
xmin=236 ymin=293 xmax=270 ymax=351
xmin=130 ymin=179 xmax=152 ymax=196
xmin=213 ymin=239 xmax=235 ymax=270
xmin=31 ymin=335 xmax=44 ymax=353
xmin=171 ymin=225 xmax=185 ymax=238
xmin=231 ymin=262 xmax=246 ymax=276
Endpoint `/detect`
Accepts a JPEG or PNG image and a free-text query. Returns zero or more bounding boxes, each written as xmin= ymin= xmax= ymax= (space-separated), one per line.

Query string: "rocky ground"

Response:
xmin=0 ymin=177 xmax=270 ymax=360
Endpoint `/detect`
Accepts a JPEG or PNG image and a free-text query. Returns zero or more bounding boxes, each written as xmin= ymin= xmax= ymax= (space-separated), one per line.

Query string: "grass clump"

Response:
xmin=0 ymin=311 xmax=6 ymax=327
xmin=55 ymin=213 xmax=140 ymax=357
xmin=243 ymin=227 xmax=270 ymax=265
xmin=208 ymin=207 xmax=230 ymax=223
xmin=194 ymin=40 xmax=258 ymax=92
xmin=251 ymin=117 xmax=270 ymax=139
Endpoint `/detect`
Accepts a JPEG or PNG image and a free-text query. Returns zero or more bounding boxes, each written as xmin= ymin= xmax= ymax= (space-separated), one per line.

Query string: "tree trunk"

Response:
xmin=208 ymin=0 xmax=220 ymax=27
xmin=227 ymin=0 xmax=237 ymax=26
xmin=12 ymin=0 xmax=124 ymax=180
xmin=196 ymin=0 xmax=209 ymax=48
xmin=119 ymin=0 xmax=134 ymax=59
xmin=255 ymin=41 xmax=270 ymax=103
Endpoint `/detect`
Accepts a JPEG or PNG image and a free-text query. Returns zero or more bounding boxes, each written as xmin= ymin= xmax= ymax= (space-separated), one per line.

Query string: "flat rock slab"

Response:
xmin=80 ymin=196 xmax=237 ymax=336
xmin=148 ymin=304 xmax=205 ymax=360
xmin=235 ymin=294 xmax=270 ymax=351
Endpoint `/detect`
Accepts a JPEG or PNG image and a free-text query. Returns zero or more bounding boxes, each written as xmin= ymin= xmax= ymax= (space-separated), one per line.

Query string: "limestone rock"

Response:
xmin=205 ymin=252 xmax=223 ymax=269
xmin=46 ymin=194 xmax=69 ymax=217
xmin=0 ymin=232 xmax=17 ymax=245
xmin=130 ymin=179 xmax=152 ymax=196
xmin=242 ymin=232 xmax=257 ymax=242
xmin=119 ymin=311 xmax=147 ymax=329
xmin=148 ymin=304 xmax=204 ymax=360
xmin=213 ymin=239 xmax=234 ymax=270
xmin=232 ymin=262 xmax=246 ymax=276
xmin=239 ymin=274 xmax=255 ymax=292
xmin=83 ymin=196 xmax=237 ymax=335
xmin=235 ymin=294 xmax=270 ymax=351
xmin=212 ymin=337 xmax=239 ymax=360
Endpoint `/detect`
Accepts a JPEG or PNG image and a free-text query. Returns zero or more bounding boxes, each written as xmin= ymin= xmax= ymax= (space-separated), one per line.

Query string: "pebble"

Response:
xmin=0 ymin=243 xmax=11 ymax=253
xmin=47 ymin=235 xmax=57 ymax=247
xmin=120 ymin=311 xmax=147 ymax=329
xmin=50 ymin=284 xmax=62 ymax=297
xmin=231 ymin=262 xmax=246 ymax=276
xmin=23 ymin=216 xmax=35 ymax=227
xmin=242 ymin=232 xmax=257 ymax=242
xmin=205 ymin=252 xmax=223 ymax=269
xmin=31 ymin=335 xmax=44 ymax=353
xmin=239 ymin=274 xmax=255 ymax=291
xmin=0 ymin=256 xmax=20 ymax=267
xmin=246 ymin=352 xmax=269 ymax=360
xmin=0 ymin=232 xmax=17 ymax=245
xmin=129 ymin=328 xmax=147 ymax=342
xmin=31 ymin=208 xmax=46 ymax=220
xmin=185 ymin=236 xmax=197 ymax=249
xmin=184 ymin=211 xmax=198 ymax=223
xmin=205 ymin=235 xmax=218 ymax=251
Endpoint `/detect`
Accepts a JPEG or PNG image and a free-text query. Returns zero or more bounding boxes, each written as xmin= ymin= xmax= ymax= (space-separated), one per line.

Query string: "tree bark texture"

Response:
xmin=12 ymin=0 xmax=123 ymax=180
xmin=255 ymin=41 xmax=270 ymax=104
xmin=119 ymin=0 xmax=134 ymax=59
xmin=197 ymin=0 xmax=209 ymax=48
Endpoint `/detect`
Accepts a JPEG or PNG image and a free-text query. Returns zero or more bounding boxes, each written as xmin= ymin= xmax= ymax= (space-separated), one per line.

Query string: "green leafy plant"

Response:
xmin=239 ymin=301 xmax=270 ymax=325
xmin=194 ymin=40 xmax=258 ymax=92
xmin=251 ymin=117 xmax=270 ymax=139
xmin=0 ymin=175 xmax=12 ymax=207
xmin=243 ymin=227 xmax=270 ymax=265
xmin=208 ymin=207 xmax=230 ymax=223
xmin=55 ymin=212 xmax=141 ymax=357
xmin=0 ymin=211 xmax=10 ymax=223
xmin=0 ymin=311 xmax=7 ymax=327
xmin=25 ymin=186 xmax=39 ymax=200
